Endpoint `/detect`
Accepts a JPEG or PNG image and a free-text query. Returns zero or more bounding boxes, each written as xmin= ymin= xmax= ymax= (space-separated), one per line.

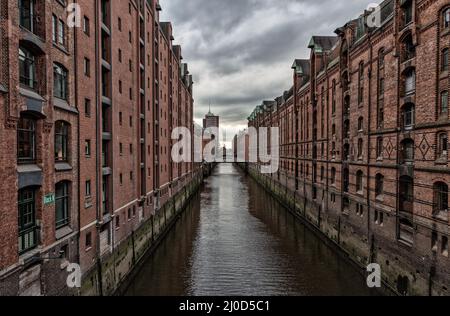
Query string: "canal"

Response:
xmin=125 ymin=164 xmax=376 ymax=296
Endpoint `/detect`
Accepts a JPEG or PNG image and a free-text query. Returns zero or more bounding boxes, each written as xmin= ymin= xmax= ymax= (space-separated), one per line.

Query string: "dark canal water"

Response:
xmin=125 ymin=164 xmax=376 ymax=296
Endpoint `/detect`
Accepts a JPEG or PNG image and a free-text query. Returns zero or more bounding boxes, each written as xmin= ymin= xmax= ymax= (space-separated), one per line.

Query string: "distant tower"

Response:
xmin=203 ymin=104 xmax=220 ymax=129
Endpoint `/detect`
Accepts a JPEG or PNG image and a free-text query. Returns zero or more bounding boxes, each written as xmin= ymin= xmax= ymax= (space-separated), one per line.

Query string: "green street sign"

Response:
xmin=44 ymin=194 xmax=55 ymax=205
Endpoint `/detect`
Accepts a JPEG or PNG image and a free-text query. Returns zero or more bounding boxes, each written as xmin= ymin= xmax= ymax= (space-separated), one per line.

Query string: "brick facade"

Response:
xmin=248 ymin=0 xmax=450 ymax=296
xmin=0 ymin=0 xmax=195 ymax=295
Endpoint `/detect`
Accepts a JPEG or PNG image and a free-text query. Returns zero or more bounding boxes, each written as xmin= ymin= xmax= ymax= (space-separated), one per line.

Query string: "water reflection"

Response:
xmin=125 ymin=164 xmax=375 ymax=296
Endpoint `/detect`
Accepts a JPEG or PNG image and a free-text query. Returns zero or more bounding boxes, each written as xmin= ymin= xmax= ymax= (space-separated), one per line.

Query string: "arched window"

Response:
xmin=356 ymin=170 xmax=364 ymax=193
xmin=55 ymin=181 xmax=70 ymax=229
xmin=441 ymin=91 xmax=448 ymax=115
xmin=18 ymin=187 xmax=38 ymax=253
xmin=437 ymin=132 xmax=448 ymax=159
xmin=402 ymin=103 xmax=415 ymax=129
xmin=404 ymin=68 xmax=415 ymax=96
xmin=433 ymin=182 xmax=448 ymax=215
xmin=400 ymin=139 xmax=415 ymax=164
xmin=376 ymin=174 xmax=384 ymax=198
xmin=54 ymin=63 xmax=68 ymax=100
xmin=55 ymin=121 xmax=69 ymax=162
xmin=19 ymin=46 xmax=36 ymax=89
xmin=17 ymin=116 xmax=36 ymax=164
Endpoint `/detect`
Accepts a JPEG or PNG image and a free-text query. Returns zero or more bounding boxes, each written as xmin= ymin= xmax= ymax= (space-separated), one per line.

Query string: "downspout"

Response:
xmin=94 ymin=0 xmax=103 ymax=297
xmin=367 ymin=30 xmax=374 ymax=263
xmin=74 ymin=0 xmax=81 ymax=269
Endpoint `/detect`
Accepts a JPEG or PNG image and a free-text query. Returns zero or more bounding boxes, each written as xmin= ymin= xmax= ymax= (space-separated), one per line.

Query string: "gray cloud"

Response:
xmin=160 ymin=0 xmax=381 ymax=126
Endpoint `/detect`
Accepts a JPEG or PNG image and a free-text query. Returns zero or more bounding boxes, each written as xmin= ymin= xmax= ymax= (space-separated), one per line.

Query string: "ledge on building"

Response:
xmin=55 ymin=162 xmax=72 ymax=172
xmin=54 ymin=98 xmax=79 ymax=115
xmin=55 ymin=226 xmax=73 ymax=241
xmin=19 ymin=87 xmax=46 ymax=117
xmin=17 ymin=164 xmax=43 ymax=189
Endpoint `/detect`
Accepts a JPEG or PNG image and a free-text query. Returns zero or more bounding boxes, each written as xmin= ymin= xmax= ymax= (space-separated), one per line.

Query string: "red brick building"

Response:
xmin=0 ymin=0 xmax=194 ymax=295
xmin=249 ymin=0 xmax=450 ymax=296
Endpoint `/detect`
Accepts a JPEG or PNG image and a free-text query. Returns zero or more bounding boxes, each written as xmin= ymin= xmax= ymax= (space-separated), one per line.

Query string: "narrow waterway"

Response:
xmin=125 ymin=164 xmax=376 ymax=296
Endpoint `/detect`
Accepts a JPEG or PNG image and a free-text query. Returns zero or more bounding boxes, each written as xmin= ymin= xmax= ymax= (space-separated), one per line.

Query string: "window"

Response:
xmin=433 ymin=182 xmax=448 ymax=215
xmin=376 ymin=174 xmax=384 ymax=198
xmin=116 ymin=215 xmax=120 ymax=229
xmin=402 ymin=103 xmax=415 ymax=128
xmin=399 ymin=176 xmax=414 ymax=214
xmin=54 ymin=64 xmax=68 ymax=100
xmin=400 ymin=139 xmax=415 ymax=163
xmin=402 ymin=0 xmax=413 ymax=26
xmin=437 ymin=132 xmax=448 ymax=159
xmin=18 ymin=116 xmax=36 ymax=164
xmin=442 ymin=48 xmax=449 ymax=72
xmin=404 ymin=68 xmax=415 ymax=95
xmin=18 ymin=187 xmax=37 ymax=254
xmin=57 ymin=19 xmax=66 ymax=46
xmin=356 ymin=170 xmax=364 ymax=193
xmin=85 ymin=180 xmax=91 ymax=197
xmin=19 ymin=47 xmax=36 ymax=89
xmin=19 ymin=0 xmax=36 ymax=33
xmin=357 ymin=138 xmax=363 ymax=158
xmin=55 ymin=181 xmax=70 ymax=229
xmin=441 ymin=91 xmax=448 ymax=115
xmin=376 ymin=137 xmax=383 ymax=159
xmin=83 ymin=16 xmax=90 ymax=35
xmin=55 ymin=121 xmax=69 ymax=162
xmin=358 ymin=117 xmax=364 ymax=131
xmin=85 ymin=140 xmax=91 ymax=157
xmin=443 ymin=8 xmax=450 ymax=29
xmin=84 ymin=58 xmax=90 ymax=77
xmin=432 ymin=232 xmax=439 ymax=252
xmin=85 ymin=232 xmax=92 ymax=249
xmin=85 ymin=99 xmax=91 ymax=117
xmin=52 ymin=15 xmax=57 ymax=43
xmin=343 ymin=168 xmax=349 ymax=192
xmin=402 ymin=34 xmax=415 ymax=62
xmin=331 ymin=167 xmax=336 ymax=185
xmin=443 ymin=236 xmax=449 ymax=257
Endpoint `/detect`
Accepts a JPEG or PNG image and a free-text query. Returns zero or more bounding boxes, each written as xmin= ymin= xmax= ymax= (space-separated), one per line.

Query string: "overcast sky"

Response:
xmin=160 ymin=0 xmax=381 ymax=144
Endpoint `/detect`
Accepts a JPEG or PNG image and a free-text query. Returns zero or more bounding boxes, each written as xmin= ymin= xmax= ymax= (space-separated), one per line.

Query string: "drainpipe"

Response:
xmin=94 ymin=0 xmax=103 ymax=297
xmin=367 ymin=30 xmax=374 ymax=263
xmin=73 ymin=0 xmax=81 ymax=270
